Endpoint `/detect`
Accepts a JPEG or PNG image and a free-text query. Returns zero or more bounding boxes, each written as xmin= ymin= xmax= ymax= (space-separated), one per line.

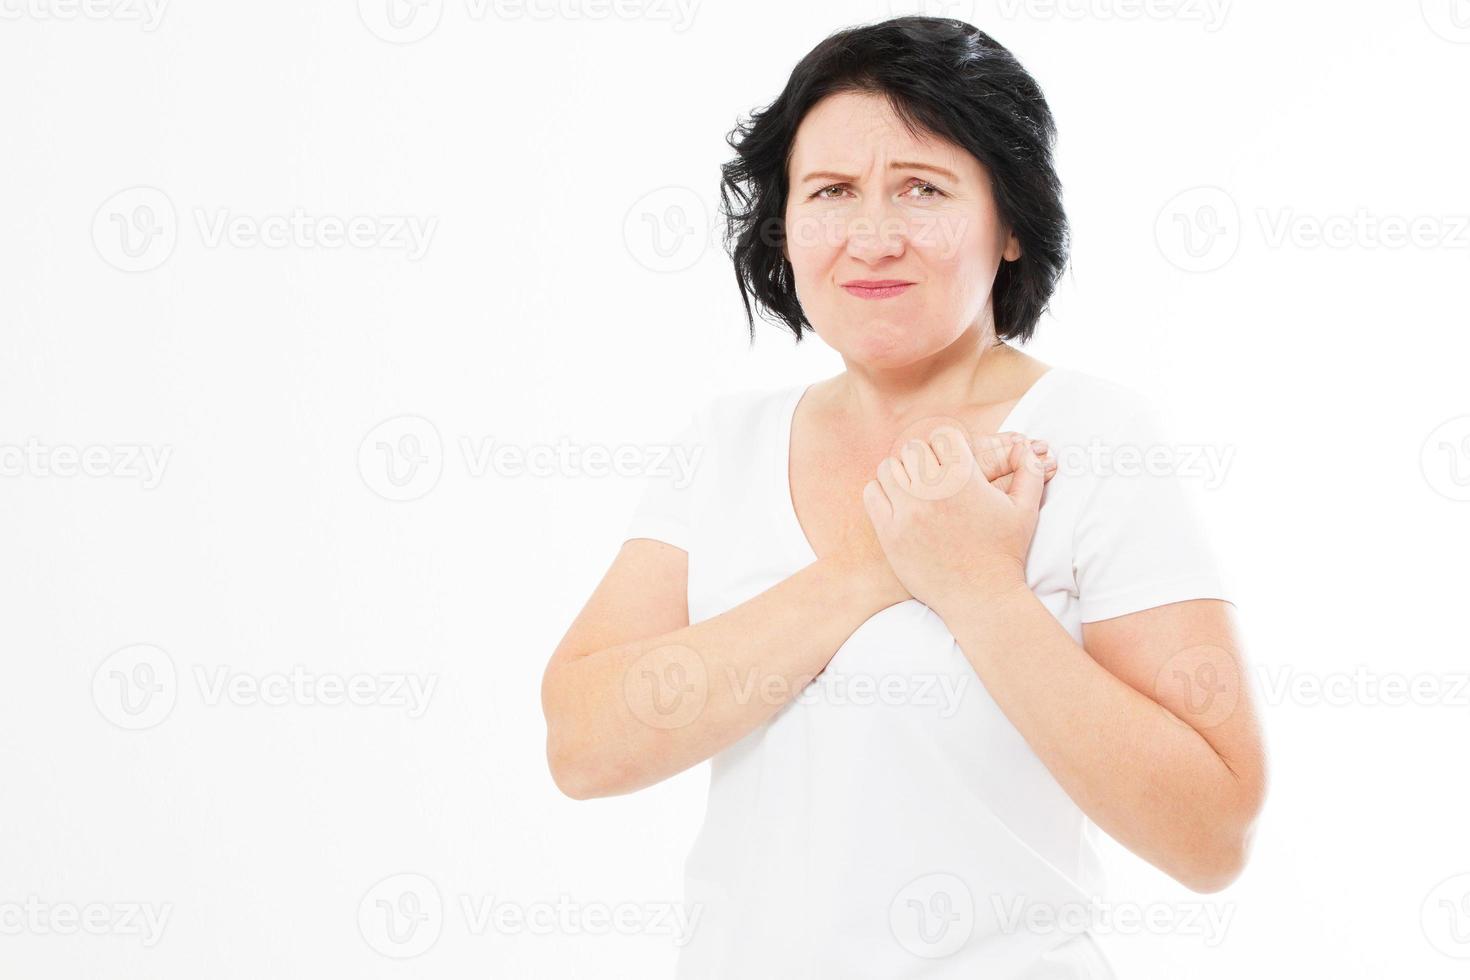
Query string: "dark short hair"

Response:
xmin=719 ymin=16 xmax=1068 ymax=344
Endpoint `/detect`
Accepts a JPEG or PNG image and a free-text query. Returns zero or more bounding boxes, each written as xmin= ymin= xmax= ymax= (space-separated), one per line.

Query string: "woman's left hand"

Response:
xmin=860 ymin=426 xmax=1049 ymax=615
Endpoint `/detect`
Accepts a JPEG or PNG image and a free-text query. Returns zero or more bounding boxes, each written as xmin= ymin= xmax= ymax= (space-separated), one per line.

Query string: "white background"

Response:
xmin=3 ymin=1 xmax=1469 ymax=977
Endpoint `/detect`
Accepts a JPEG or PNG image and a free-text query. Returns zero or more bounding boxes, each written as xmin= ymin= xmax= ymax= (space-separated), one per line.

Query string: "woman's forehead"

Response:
xmin=789 ymin=93 xmax=968 ymax=173
xmin=790 ymin=137 xmax=975 ymax=189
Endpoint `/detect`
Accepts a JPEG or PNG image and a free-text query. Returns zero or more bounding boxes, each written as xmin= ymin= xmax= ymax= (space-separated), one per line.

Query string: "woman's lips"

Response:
xmin=841 ymin=281 xmax=915 ymax=300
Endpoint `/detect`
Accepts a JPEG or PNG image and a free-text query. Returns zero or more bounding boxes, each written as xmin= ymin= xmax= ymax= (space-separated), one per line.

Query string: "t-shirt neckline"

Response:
xmin=774 ymin=367 xmax=1067 ymax=568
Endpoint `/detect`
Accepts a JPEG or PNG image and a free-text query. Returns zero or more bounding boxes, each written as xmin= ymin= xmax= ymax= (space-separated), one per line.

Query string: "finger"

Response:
xmin=861 ymin=479 xmax=892 ymax=528
xmin=975 ymin=431 xmax=1025 ymax=482
xmin=900 ymin=438 xmax=942 ymax=493
xmin=1007 ymin=439 xmax=1046 ymax=511
xmin=928 ymin=423 xmax=976 ymax=471
xmin=1033 ymin=441 xmax=1058 ymax=484
xmin=994 ymin=440 xmax=1054 ymax=491
xmin=876 ymin=456 xmax=909 ymax=501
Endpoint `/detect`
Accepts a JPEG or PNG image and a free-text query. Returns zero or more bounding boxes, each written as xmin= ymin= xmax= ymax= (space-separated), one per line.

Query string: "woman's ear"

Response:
xmin=1002 ymin=231 xmax=1023 ymax=262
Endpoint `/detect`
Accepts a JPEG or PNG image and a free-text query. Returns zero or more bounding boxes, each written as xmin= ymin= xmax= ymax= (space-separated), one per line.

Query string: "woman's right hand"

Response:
xmin=831 ymin=431 xmax=1054 ymax=611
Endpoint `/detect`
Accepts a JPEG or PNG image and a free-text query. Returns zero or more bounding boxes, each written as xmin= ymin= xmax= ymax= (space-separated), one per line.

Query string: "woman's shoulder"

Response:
xmin=687 ymin=380 xmax=808 ymax=435
xmin=1030 ymin=364 xmax=1169 ymax=437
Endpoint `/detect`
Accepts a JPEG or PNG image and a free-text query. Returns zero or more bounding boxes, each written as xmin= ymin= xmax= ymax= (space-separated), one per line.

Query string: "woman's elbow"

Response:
xmin=1172 ymin=830 xmax=1253 ymax=894
xmin=548 ymin=754 xmax=604 ymax=801
xmin=545 ymin=727 xmax=634 ymax=801
xmin=1174 ymin=781 xmax=1267 ymax=893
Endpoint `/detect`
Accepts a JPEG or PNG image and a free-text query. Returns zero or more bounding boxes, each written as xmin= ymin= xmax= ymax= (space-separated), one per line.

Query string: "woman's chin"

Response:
xmin=821 ymin=325 xmax=946 ymax=371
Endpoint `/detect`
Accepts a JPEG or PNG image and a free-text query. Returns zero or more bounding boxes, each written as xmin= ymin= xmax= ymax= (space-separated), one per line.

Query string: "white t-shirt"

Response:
xmin=623 ymin=366 xmax=1233 ymax=979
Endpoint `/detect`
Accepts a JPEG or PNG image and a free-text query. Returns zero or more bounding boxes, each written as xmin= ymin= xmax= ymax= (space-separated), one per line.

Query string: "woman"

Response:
xmin=542 ymin=16 xmax=1267 ymax=979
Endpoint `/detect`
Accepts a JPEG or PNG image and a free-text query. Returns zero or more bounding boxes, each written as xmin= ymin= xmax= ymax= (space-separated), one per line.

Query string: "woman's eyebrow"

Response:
xmin=797 ymin=161 xmax=960 ymax=184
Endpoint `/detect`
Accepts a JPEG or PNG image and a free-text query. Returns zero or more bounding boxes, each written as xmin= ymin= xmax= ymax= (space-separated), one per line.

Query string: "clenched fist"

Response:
xmin=861 ymin=426 xmax=1049 ymax=616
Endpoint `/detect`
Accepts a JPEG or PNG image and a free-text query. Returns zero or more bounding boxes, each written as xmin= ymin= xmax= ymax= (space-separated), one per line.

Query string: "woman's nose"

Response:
xmin=844 ymin=196 xmax=907 ymax=262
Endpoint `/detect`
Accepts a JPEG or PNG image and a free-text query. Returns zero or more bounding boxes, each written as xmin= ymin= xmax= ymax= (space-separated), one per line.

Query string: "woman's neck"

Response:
xmin=830 ymin=327 xmax=1044 ymax=427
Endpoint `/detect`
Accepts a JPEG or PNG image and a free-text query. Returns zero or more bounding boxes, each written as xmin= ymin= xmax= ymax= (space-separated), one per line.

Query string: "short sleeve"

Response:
xmin=1071 ymin=402 xmax=1233 ymax=623
xmin=622 ymin=414 xmax=705 ymax=552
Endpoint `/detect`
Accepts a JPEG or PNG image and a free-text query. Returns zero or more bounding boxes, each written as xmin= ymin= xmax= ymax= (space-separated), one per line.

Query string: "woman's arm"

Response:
xmin=943 ymin=591 xmax=1265 ymax=892
xmin=864 ymin=431 xmax=1267 ymax=893
xmin=540 ymin=536 xmax=901 ymax=800
xmin=543 ymin=429 xmax=1053 ymax=800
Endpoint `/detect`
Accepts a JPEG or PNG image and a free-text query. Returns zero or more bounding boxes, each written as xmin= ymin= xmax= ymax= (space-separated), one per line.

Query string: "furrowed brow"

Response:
xmin=797 ymin=161 xmax=960 ymax=184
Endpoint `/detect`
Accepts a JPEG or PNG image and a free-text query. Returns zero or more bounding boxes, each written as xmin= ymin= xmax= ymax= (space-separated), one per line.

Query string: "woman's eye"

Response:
xmin=808 ymin=180 xmax=943 ymax=201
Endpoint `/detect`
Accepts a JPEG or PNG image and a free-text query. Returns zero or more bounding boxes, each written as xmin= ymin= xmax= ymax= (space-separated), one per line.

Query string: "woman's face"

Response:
xmin=783 ymin=90 xmax=1021 ymax=370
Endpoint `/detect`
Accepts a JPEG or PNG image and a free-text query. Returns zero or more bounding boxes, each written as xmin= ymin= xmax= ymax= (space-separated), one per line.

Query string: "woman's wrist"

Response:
xmin=819 ymin=553 xmax=909 ymax=614
xmin=930 ymin=573 xmax=1036 ymax=636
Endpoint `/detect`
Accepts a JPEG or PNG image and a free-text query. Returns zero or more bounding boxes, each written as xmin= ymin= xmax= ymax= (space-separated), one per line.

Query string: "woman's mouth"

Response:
xmin=841 ymin=280 xmax=915 ymax=300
